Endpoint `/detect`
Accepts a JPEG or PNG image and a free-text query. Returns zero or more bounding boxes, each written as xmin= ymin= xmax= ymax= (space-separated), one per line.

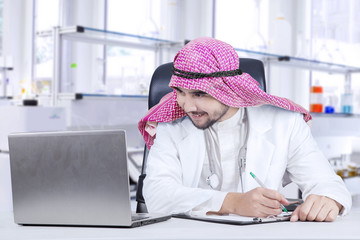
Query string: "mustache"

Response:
xmin=187 ymin=111 xmax=206 ymax=115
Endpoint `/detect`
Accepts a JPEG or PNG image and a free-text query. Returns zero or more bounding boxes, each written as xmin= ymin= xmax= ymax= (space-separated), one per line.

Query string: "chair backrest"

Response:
xmin=135 ymin=58 xmax=266 ymax=213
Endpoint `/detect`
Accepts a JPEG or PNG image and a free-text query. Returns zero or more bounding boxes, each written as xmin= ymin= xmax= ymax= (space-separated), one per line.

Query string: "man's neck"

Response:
xmin=218 ymin=107 xmax=239 ymax=122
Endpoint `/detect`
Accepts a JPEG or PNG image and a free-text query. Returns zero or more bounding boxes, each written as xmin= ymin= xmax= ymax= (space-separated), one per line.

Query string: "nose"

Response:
xmin=177 ymin=95 xmax=196 ymax=112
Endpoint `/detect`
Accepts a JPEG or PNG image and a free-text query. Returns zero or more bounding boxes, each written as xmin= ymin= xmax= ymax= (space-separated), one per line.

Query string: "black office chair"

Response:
xmin=136 ymin=58 xmax=266 ymax=213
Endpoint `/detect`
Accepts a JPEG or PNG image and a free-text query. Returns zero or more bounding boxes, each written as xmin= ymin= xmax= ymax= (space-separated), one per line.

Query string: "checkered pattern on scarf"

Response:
xmin=138 ymin=37 xmax=311 ymax=149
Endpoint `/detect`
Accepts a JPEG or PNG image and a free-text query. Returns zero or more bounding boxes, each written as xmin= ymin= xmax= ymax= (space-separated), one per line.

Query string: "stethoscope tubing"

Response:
xmin=206 ymin=108 xmax=249 ymax=191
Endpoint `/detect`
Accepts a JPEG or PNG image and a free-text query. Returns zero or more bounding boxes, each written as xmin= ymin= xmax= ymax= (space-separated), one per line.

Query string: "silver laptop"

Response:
xmin=8 ymin=129 xmax=170 ymax=227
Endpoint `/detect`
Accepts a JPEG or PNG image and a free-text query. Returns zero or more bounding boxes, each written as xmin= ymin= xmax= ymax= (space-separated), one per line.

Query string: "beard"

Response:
xmin=189 ymin=116 xmax=218 ymax=130
xmin=187 ymin=105 xmax=230 ymax=130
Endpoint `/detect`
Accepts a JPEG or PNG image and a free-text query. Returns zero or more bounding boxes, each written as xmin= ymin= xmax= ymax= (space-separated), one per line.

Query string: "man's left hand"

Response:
xmin=290 ymin=194 xmax=342 ymax=222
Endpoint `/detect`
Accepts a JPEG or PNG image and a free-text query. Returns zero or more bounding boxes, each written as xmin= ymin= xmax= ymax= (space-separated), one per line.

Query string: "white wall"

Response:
xmin=158 ymin=0 xmax=214 ymax=42
xmin=179 ymin=0 xmax=214 ymax=40
xmin=267 ymin=0 xmax=310 ymax=109
xmin=2 ymin=0 xmax=34 ymax=99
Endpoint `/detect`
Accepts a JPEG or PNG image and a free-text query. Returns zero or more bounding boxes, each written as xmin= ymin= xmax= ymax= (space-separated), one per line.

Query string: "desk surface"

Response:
xmin=1 ymin=209 xmax=360 ymax=240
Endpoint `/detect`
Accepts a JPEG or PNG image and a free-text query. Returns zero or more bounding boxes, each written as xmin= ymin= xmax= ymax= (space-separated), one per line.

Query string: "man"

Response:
xmin=138 ymin=37 xmax=351 ymax=222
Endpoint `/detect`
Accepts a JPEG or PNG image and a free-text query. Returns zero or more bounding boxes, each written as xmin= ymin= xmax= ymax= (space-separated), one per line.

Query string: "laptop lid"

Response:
xmin=8 ymin=130 xmax=161 ymax=227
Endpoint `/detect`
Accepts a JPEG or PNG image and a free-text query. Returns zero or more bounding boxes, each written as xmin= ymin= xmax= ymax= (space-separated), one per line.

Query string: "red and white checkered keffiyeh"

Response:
xmin=138 ymin=37 xmax=311 ymax=149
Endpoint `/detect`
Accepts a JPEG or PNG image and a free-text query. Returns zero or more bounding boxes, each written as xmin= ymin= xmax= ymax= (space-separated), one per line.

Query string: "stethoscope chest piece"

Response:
xmin=206 ymin=173 xmax=220 ymax=189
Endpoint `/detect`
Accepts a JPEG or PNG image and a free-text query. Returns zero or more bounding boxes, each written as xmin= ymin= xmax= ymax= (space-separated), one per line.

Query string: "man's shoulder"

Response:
xmin=248 ymin=105 xmax=304 ymax=129
xmin=155 ymin=117 xmax=202 ymax=144
xmin=248 ymin=105 xmax=302 ymax=118
xmin=157 ymin=116 xmax=197 ymax=134
xmin=159 ymin=116 xmax=189 ymax=127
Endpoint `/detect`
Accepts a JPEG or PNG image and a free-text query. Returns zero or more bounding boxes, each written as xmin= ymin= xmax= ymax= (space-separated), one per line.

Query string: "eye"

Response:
xmin=193 ymin=92 xmax=207 ymax=98
xmin=176 ymin=91 xmax=185 ymax=97
xmin=174 ymin=87 xmax=183 ymax=94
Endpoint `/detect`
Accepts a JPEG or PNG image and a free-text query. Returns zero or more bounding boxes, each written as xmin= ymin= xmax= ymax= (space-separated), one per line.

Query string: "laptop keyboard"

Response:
xmin=132 ymin=214 xmax=150 ymax=221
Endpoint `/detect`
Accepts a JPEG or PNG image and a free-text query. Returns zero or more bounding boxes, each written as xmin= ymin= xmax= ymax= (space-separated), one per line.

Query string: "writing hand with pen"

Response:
xmin=217 ymin=172 xmax=342 ymax=222
xmin=218 ymin=187 xmax=289 ymax=218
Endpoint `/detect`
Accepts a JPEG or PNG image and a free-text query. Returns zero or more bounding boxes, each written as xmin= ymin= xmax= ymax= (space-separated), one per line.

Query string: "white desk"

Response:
xmin=1 ymin=209 xmax=360 ymax=240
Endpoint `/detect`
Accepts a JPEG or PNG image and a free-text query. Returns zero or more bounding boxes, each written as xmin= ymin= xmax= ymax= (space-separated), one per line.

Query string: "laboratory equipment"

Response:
xmin=311 ymin=114 xmax=360 ymax=183
xmin=341 ymin=92 xmax=353 ymax=114
xmin=324 ymin=95 xmax=336 ymax=114
xmin=0 ymin=106 xmax=66 ymax=152
xmin=310 ymin=83 xmax=324 ymax=113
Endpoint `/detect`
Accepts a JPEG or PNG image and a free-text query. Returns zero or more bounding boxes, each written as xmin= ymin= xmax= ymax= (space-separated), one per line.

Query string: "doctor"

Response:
xmin=138 ymin=37 xmax=351 ymax=222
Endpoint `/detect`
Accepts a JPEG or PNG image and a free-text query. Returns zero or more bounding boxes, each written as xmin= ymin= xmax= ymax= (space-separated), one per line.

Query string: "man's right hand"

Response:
xmin=218 ymin=187 xmax=289 ymax=217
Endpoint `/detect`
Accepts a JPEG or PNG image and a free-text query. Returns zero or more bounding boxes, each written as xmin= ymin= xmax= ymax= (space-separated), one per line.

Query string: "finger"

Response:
xmin=259 ymin=190 xmax=290 ymax=214
xmin=255 ymin=196 xmax=282 ymax=217
xmin=261 ymin=198 xmax=283 ymax=209
xmin=252 ymin=188 xmax=289 ymax=216
xmin=324 ymin=208 xmax=338 ymax=222
xmin=290 ymin=206 xmax=300 ymax=222
xmin=306 ymin=195 xmax=340 ymax=222
xmin=261 ymin=188 xmax=285 ymax=202
xmin=262 ymin=188 xmax=283 ymax=201
xmin=316 ymin=200 xmax=339 ymax=222
xmin=306 ymin=197 xmax=325 ymax=221
xmin=314 ymin=205 xmax=330 ymax=222
xmin=280 ymin=198 xmax=290 ymax=206
xmin=258 ymin=203 xmax=282 ymax=217
xmin=299 ymin=199 xmax=315 ymax=221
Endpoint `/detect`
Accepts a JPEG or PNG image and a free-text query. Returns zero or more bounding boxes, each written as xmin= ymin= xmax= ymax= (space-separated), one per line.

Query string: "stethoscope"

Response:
xmin=206 ymin=108 xmax=249 ymax=192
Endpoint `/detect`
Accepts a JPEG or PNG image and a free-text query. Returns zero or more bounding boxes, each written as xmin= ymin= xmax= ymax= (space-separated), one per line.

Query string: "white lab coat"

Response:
xmin=143 ymin=105 xmax=352 ymax=215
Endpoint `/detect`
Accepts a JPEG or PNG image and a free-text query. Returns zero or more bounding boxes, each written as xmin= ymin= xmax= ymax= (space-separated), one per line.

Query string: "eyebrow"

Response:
xmin=173 ymin=87 xmax=207 ymax=95
xmin=191 ymin=90 xmax=207 ymax=95
xmin=173 ymin=87 xmax=182 ymax=92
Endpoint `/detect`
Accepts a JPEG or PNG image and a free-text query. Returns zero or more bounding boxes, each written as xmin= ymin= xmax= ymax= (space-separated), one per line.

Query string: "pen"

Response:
xmin=250 ymin=172 xmax=288 ymax=213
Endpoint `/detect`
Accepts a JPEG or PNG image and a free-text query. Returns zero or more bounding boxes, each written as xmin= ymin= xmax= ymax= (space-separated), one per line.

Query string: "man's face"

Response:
xmin=174 ymin=87 xmax=236 ymax=129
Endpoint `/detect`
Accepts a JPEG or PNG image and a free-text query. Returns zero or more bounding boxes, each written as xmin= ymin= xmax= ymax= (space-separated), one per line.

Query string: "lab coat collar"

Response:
xmin=178 ymin=117 xmax=206 ymax=187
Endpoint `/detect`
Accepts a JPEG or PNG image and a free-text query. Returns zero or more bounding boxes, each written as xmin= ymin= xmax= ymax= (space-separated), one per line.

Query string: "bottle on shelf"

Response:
xmin=341 ymin=93 xmax=353 ymax=114
xmin=341 ymin=83 xmax=353 ymax=114
xmin=310 ymin=81 xmax=324 ymax=113
xmin=324 ymin=95 xmax=336 ymax=114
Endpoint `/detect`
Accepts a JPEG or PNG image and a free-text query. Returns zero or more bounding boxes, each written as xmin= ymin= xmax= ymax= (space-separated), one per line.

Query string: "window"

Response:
xmin=33 ymin=0 xmax=60 ymax=94
xmin=311 ymin=0 xmax=360 ymax=114
xmin=0 ymin=0 xmax=3 ymax=55
xmin=215 ymin=0 xmax=269 ymax=54
xmin=215 ymin=0 xmax=360 ymax=114
xmin=33 ymin=0 xmax=174 ymax=96
xmin=105 ymin=0 xmax=162 ymax=95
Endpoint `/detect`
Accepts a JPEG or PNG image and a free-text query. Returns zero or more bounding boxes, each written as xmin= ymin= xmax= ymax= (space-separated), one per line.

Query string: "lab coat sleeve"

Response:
xmin=286 ymin=113 xmax=352 ymax=215
xmin=191 ymin=191 xmax=228 ymax=215
xmin=143 ymin=122 xmax=225 ymax=214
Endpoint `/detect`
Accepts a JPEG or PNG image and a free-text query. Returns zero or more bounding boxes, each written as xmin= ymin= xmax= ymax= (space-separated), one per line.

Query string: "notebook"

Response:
xmin=8 ymin=129 xmax=171 ymax=228
xmin=173 ymin=212 xmax=292 ymax=225
xmin=172 ymin=199 xmax=304 ymax=225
